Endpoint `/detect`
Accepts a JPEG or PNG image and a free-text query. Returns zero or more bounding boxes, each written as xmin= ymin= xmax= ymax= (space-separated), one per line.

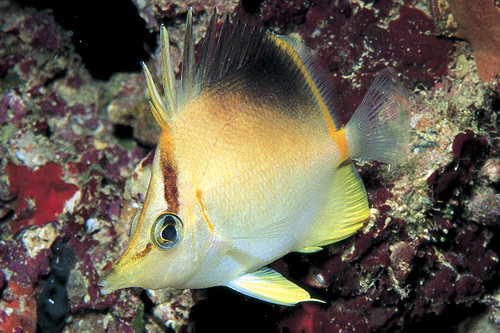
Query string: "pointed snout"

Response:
xmin=97 ymin=257 xmax=142 ymax=294
xmin=98 ymin=266 xmax=128 ymax=294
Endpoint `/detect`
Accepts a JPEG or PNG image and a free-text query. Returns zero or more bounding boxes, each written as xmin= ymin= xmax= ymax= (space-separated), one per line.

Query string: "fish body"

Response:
xmin=98 ymin=9 xmax=409 ymax=305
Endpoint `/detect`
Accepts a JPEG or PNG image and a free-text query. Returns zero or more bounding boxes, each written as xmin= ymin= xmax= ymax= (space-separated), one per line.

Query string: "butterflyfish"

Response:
xmin=98 ymin=8 xmax=410 ymax=306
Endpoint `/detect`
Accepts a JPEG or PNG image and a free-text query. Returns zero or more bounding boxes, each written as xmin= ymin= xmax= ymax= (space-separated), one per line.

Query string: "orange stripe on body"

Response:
xmin=330 ymin=127 xmax=349 ymax=162
xmin=196 ymin=190 xmax=214 ymax=232
xmin=120 ymin=205 xmax=147 ymax=259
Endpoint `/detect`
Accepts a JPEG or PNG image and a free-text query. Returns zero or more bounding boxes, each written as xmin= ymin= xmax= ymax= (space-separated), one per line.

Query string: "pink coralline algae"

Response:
xmin=131 ymin=0 xmax=239 ymax=31
xmin=1 ymin=1 xmax=500 ymax=332
xmin=428 ymin=130 xmax=489 ymax=205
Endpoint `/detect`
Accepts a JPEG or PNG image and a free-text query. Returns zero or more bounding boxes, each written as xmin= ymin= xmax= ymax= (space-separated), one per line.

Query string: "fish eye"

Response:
xmin=151 ymin=213 xmax=183 ymax=250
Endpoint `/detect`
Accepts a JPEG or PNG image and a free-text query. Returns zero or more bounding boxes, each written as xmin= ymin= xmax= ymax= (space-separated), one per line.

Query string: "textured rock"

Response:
xmin=1 ymin=1 xmax=499 ymax=332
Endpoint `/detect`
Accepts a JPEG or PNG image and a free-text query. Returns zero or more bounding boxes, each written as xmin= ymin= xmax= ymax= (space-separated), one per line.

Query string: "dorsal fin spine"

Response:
xmin=142 ymin=62 xmax=168 ymax=128
xmin=211 ymin=17 xmax=230 ymax=83
xmin=195 ymin=8 xmax=218 ymax=95
xmin=147 ymin=101 xmax=166 ymax=129
xmin=148 ymin=7 xmax=339 ymax=132
xmin=241 ymin=27 xmax=264 ymax=67
xmin=235 ymin=24 xmax=249 ymax=68
xmin=160 ymin=24 xmax=177 ymax=120
xmin=178 ymin=8 xmax=195 ymax=110
xmin=220 ymin=18 xmax=240 ymax=78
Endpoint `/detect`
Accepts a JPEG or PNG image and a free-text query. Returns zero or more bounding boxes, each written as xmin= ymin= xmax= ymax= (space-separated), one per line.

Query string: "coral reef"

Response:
xmin=0 ymin=2 xmax=192 ymax=332
xmin=430 ymin=0 xmax=500 ymax=82
xmin=0 ymin=0 xmax=499 ymax=332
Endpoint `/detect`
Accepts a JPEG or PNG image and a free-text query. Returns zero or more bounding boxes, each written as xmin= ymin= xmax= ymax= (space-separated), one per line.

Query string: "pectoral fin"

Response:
xmin=226 ymin=267 xmax=324 ymax=306
xmin=296 ymin=246 xmax=323 ymax=253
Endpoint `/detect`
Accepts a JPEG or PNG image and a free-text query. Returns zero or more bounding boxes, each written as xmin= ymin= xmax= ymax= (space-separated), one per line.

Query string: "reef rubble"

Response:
xmin=0 ymin=1 xmax=499 ymax=332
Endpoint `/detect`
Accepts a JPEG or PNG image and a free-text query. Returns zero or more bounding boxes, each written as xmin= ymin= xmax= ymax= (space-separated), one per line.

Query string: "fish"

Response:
xmin=98 ymin=8 xmax=410 ymax=306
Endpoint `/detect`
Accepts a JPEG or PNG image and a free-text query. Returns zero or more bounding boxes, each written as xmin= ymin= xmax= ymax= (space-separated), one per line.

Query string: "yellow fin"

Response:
xmin=296 ymin=246 xmax=323 ymax=253
xmin=160 ymin=23 xmax=177 ymax=120
xmin=142 ymin=64 xmax=168 ymax=128
xmin=227 ymin=268 xmax=324 ymax=306
xmin=308 ymin=161 xmax=369 ymax=247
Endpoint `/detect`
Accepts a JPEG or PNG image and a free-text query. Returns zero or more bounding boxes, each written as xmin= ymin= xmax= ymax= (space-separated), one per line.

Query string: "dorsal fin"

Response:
xmin=279 ymin=35 xmax=342 ymax=130
xmin=160 ymin=17 xmax=177 ymax=121
xmin=178 ymin=8 xmax=195 ymax=111
xmin=143 ymin=8 xmax=342 ymax=131
xmin=190 ymin=12 xmax=268 ymax=100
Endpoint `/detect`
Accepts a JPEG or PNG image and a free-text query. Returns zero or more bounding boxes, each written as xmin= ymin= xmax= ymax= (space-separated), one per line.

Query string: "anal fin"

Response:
xmin=226 ymin=267 xmax=324 ymax=306
xmin=306 ymin=161 xmax=369 ymax=248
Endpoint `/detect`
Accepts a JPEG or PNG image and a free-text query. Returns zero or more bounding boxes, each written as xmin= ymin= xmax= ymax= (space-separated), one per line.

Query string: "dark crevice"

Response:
xmin=190 ymin=287 xmax=279 ymax=333
xmin=140 ymin=289 xmax=154 ymax=315
xmin=241 ymin=0 xmax=263 ymax=14
xmin=114 ymin=124 xmax=134 ymax=140
xmin=18 ymin=0 xmax=157 ymax=80
xmin=491 ymin=95 xmax=500 ymax=112
xmin=0 ymin=209 xmax=15 ymax=225
xmin=139 ymin=290 xmax=170 ymax=333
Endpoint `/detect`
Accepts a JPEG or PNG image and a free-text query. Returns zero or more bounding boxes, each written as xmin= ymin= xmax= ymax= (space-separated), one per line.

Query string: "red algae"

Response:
xmin=428 ymin=130 xmax=488 ymax=203
xmin=278 ymin=303 xmax=329 ymax=333
xmin=0 ymin=282 xmax=38 ymax=333
xmin=6 ymin=162 xmax=78 ymax=234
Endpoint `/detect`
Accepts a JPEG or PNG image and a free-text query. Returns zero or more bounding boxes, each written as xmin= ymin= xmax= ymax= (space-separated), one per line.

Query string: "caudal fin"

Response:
xmin=345 ymin=68 xmax=410 ymax=164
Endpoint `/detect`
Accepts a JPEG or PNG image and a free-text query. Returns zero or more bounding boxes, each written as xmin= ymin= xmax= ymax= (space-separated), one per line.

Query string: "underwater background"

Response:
xmin=1 ymin=0 xmax=499 ymax=332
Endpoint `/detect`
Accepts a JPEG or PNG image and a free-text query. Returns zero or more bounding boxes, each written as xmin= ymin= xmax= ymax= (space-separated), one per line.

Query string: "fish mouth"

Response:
xmin=97 ymin=266 xmax=135 ymax=295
